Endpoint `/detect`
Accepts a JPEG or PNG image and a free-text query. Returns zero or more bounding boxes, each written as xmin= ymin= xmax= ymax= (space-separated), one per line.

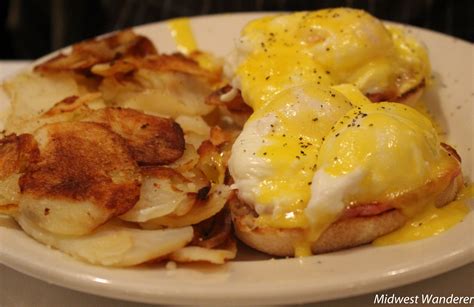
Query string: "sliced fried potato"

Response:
xmin=169 ymin=144 xmax=200 ymax=173
xmin=93 ymin=54 xmax=219 ymax=82
xmin=182 ymin=132 xmax=207 ymax=149
xmin=139 ymin=184 xmax=231 ymax=228
xmin=191 ymin=207 xmax=233 ymax=249
xmin=3 ymin=72 xmax=79 ymax=132
xmin=120 ymin=167 xmax=206 ymax=223
xmin=97 ymin=54 xmax=219 ymax=118
xmin=103 ymin=70 xmax=215 ymax=117
xmin=175 ymin=115 xmax=210 ymax=137
xmin=0 ymin=174 xmax=21 ymax=213
xmin=175 ymin=115 xmax=211 ymax=149
xmin=0 ymin=203 xmax=18 ymax=215
xmin=169 ymin=238 xmax=237 ymax=264
xmin=4 ymin=94 xmax=106 ymax=135
xmin=19 ymin=122 xmax=141 ymax=235
xmin=205 ymin=85 xmax=253 ymax=128
xmin=197 ymin=141 xmax=228 ymax=184
xmin=84 ymin=107 xmax=185 ymax=165
xmin=43 ymin=93 xmax=103 ymax=116
xmin=0 ymin=134 xmax=39 ymax=210
xmin=0 ymin=134 xmax=39 ymax=179
xmin=34 ymin=30 xmax=157 ymax=74
xmin=17 ymin=216 xmax=193 ymax=267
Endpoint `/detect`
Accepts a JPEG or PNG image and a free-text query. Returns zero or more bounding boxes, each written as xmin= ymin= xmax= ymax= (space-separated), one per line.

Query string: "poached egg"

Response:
xmin=228 ymin=83 xmax=465 ymax=256
xmin=226 ymin=8 xmax=430 ymax=109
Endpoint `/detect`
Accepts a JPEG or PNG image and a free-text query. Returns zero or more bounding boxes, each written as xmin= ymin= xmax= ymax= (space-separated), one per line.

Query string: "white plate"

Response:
xmin=0 ymin=13 xmax=473 ymax=306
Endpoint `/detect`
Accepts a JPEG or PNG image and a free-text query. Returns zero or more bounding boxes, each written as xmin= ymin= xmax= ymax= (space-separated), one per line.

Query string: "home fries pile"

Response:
xmin=0 ymin=30 xmax=251 ymax=266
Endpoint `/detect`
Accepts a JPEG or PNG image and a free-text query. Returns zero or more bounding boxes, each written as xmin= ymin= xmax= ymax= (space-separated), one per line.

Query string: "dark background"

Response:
xmin=1 ymin=0 xmax=472 ymax=60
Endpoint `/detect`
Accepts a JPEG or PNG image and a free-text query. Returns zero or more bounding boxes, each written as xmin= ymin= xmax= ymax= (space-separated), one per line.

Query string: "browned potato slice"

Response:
xmin=169 ymin=238 xmax=237 ymax=264
xmin=84 ymin=107 xmax=185 ymax=165
xmin=0 ymin=134 xmax=39 ymax=179
xmin=0 ymin=134 xmax=39 ymax=210
xmin=18 ymin=122 xmax=141 ymax=235
xmin=34 ymin=30 xmax=157 ymax=74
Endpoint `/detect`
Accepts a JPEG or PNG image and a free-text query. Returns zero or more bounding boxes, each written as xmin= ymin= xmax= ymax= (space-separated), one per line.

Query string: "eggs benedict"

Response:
xmin=228 ymin=83 xmax=463 ymax=256
xmin=225 ymin=8 xmax=430 ymax=109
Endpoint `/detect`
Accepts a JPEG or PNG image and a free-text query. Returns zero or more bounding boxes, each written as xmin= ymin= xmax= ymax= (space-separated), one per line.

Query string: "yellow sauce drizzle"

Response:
xmin=167 ymin=17 xmax=218 ymax=72
xmin=294 ymin=241 xmax=312 ymax=257
xmin=374 ymin=184 xmax=473 ymax=246
xmin=168 ymin=18 xmax=197 ymax=55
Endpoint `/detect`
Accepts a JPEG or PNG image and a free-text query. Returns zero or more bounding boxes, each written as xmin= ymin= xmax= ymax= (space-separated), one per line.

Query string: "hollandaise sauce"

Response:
xmin=168 ymin=18 xmax=197 ymax=55
xmin=373 ymin=184 xmax=472 ymax=246
xmin=234 ymin=9 xmax=430 ymax=110
xmin=167 ymin=17 xmax=218 ymax=72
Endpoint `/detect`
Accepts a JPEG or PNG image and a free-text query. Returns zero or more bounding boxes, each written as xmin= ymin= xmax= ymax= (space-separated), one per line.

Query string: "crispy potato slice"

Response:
xmin=8 ymin=104 xmax=186 ymax=166
xmin=168 ymin=238 xmax=237 ymax=264
xmin=84 ymin=107 xmax=185 ymax=165
xmin=92 ymin=54 xmax=219 ymax=82
xmin=0 ymin=134 xmax=39 ymax=179
xmin=34 ymin=30 xmax=157 ymax=74
xmin=0 ymin=202 xmax=18 ymax=215
xmin=19 ymin=122 xmax=141 ymax=235
xmin=0 ymin=134 xmax=39 ymax=209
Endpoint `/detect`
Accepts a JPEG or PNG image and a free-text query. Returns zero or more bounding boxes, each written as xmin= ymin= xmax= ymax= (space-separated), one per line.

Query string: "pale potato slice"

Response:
xmin=175 ymin=115 xmax=211 ymax=148
xmin=3 ymin=71 xmax=79 ymax=131
xmin=6 ymin=93 xmax=105 ymax=134
xmin=120 ymin=167 xmax=205 ymax=223
xmin=17 ymin=216 xmax=193 ymax=267
xmin=183 ymin=132 xmax=209 ymax=149
xmin=100 ymin=69 xmax=215 ymax=118
xmin=169 ymin=144 xmax=200 ymax=173
xmin=119 ymin=176 xmax=185 ymax=222
xmin=140 ymin=185 xmax=231 ymax=228
xmin=175 ymin=115 xmax=211 ymax=137
xmin=43 ymin=92 xmax=104 ymax=116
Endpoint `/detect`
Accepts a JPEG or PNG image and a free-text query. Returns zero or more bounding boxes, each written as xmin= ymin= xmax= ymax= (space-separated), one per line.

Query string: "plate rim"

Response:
xmin=1 ymin=232 xmax=473 ymax=305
